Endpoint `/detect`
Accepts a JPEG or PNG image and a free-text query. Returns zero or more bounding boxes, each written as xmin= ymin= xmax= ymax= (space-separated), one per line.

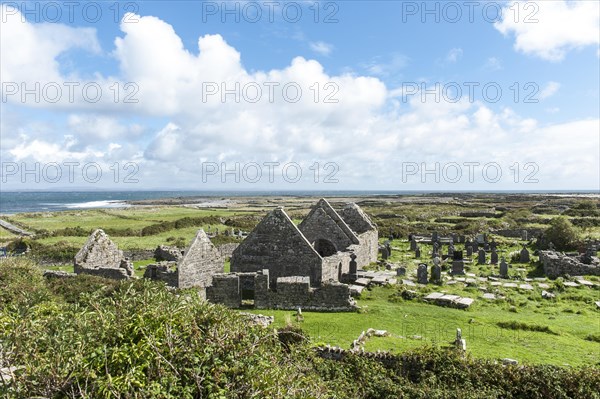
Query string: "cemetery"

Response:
xmin=1 ymin=193 xmax=600 ymax=396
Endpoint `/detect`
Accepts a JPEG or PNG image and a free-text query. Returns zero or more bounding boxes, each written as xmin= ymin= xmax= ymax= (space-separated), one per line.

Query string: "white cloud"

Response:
xmin=1 ymin=10 xmax=598 ymax=190
xmin=495 ymin=1 xmax=600 ymax=61
xmin=309 ymin=41 xmax=333 ymax=56
xmin=483 ymin=57 xmax=502 ymax=71
xmin=539 ymin=81 xmax=561 ymax=100
xmin=445 ymin=48 xmax=463 ymax=63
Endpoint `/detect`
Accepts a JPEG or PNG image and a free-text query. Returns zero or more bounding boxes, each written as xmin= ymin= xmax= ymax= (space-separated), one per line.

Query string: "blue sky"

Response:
xmin=1 ymin=1 xmax=599 ymax=191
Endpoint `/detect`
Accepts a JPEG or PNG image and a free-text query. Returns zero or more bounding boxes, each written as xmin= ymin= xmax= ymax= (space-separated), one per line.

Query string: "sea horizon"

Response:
xmin=1 ymin=189 xmax=598 ymax=215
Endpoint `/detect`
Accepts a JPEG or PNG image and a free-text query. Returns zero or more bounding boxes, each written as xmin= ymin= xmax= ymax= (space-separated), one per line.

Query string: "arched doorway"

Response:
xmin=314 ymin=238 xmax=337 ymax=257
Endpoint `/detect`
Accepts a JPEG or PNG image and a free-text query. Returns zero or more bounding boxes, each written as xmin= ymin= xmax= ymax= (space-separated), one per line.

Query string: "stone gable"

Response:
xmin=231 ymin=208 xmax=324 ymax=286
xmin=74 ymin=229 xmax=133 ymax=280
xmin=339 ymin=203 xmax=377 ymax=234
xmin=178 ymin=229 xmax=223 ymax=289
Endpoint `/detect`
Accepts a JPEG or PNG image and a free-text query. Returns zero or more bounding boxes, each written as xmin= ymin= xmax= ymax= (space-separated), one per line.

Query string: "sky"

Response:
xmin=1 ymin=0 xmax=599 ymax=191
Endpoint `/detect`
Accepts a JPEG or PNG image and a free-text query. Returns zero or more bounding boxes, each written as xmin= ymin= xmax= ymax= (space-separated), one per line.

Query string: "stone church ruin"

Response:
xmin=71 ymin=199 xmax=377 ymax=311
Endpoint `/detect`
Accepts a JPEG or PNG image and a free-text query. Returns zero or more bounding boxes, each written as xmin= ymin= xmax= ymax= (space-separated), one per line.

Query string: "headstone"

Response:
xmin=396 ymin=267 xmax=406 ymax=276
xmin=432 ymin=231 xmax=439 ymax=243
xmin=490 ymin=249 xmax=498 ymax=264
xmin=415 ymin=246 xmax=421 ymax=259
xmin=452 ymin=258 xmax=465 ymax=275
xmin=499 ymin=258 xmax=508 ymax=277
xmin=431 ymin=264 xmax=442 ymax=284
xmin=453 ymin=250 xmax=463 ymax=260
xmin=385 ymin=241 xmax=392 ymax=256
xmin=519 ymin=246 xmax=530 ymax=263
xmin=483 ymin=242 xmax=490 ymax=251
xmin=432 ymin=242 xmax=439 ymax=258
xmin=521 ymin=230 xmax=528 ymax=241
xmin=455 ymin=328 xmax=466 ymax=351
xmin=478 ymin=249 xmax=486 ymax=265
xmin=490 ymin=239 xmax=497 ymax=251
xmin=349 ymin=253 xmax=358 ymax=282
xmin=472 ymin=241 xmax=479 ymax=253
xmin=466 ymin=241 xmax=473 ymax=257
xmin=380 ymin=246 xmax=389 ymax=260
xmin=417 ymin=263 xmax=428 ymax=284
xmin=476 ymin=234 xmax=485 ymax=244
xmin=410 ymin=238 xmax=417 ymax=251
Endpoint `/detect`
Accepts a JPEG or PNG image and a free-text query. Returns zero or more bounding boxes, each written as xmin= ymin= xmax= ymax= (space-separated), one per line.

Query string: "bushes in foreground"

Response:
xmin=1 ymin=258 xmax=599 ymax=399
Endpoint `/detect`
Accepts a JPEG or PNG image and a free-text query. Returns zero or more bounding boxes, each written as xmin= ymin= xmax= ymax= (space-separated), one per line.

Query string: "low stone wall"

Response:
xmin=76 ymin=268 xmax=131 ymax=280
xmin=122 ymin=249 xmax=155 ymax=261
xmin=207 ymin=270 xmax=357 ymax=311
xmin=256 ymin=272 xmax=357 ymax=311
xmin=539 ymin=251 xmax=600 ymax=278
xmin=143 ymin=262 xmax=178 ymax=287
xmin=492 ymin=228 xmax=543 ymax=239
xmin=206 ymin=274 xmax=241 ymax=308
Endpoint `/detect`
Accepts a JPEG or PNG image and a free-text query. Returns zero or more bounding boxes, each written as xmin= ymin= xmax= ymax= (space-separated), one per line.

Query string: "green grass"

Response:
xmin=247 ymin=284 xmax=600 ymax=366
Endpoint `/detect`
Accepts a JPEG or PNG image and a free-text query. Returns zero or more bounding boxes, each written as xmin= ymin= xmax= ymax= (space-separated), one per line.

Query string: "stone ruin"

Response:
xmin=230 ymin=199 xmax=378 ymax=288
xmin=208 ymin=199 xmax=378 ymax=311
xmin=144 ymin=229 xmax=224 ymax=289
xmin=74 ymin=229 xmax=133 ymax=280
xmin=539 ymin=249 xmax=600 ymax=279
xmin=206 ymin=269 xmax=357 ymax=311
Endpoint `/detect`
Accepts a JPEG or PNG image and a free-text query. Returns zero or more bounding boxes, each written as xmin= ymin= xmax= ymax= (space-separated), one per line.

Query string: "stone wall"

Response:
xmin=217 ymin=243 xmax=239 ymax=258
xmin=122 ymin=249 xmax=155 ymax=261
xmin=231 ymin=208 xmax=323 ymax=286
xmin=539 ymin=250 xmax=600 ymax=278
xmin=355 ymin=230 xmax=379 ymax=267
xmin=208 ymin=270 xmax=356 ymax=311
xmin=74 ymin=229 xmax=133 ymax=279
xmin=178 ymin=229 xmax=224 ymax=289
xmin=143 ymin=262 xmax=178 ymax=287
xmin=206 ymin=274 xmax=241 ymax=308
xmin=298 ymin=199 xmax=359 ymax=255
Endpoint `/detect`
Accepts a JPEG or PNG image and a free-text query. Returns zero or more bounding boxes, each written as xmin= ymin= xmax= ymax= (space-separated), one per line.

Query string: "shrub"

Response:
xmin=543 ymin=217 xmax=580 ymax=250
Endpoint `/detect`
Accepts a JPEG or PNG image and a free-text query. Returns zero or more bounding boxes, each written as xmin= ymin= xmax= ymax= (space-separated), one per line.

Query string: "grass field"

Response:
xmin=1 ymin=194 xmax=599 ymax=366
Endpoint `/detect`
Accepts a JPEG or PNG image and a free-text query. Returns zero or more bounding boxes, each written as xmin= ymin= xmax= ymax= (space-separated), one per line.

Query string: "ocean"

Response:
xmin=0 ymin=190 xmax=596 ymax=215
xmin=0 ymin=190 xmax=407 ymax=214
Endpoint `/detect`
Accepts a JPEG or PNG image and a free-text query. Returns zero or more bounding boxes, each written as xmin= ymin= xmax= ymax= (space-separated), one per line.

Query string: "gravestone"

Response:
xmin=349 ymin=253 xmax=358 ymax=282
xmin=448 ymin=243 xmax=455 ymax=258
xmin=521 ymin=230 xmax=528 ymax=241
xmin=452 ymin=258 xmax=465 ymax=275
xmin=417 ymin=263 xmax=428 ymax=284
xmin=432 ymin=242 xmax=439 ymax=258
xmin=431 ymin=264 xmax=442 ymax=284
xmin=453 ymin=250 xmax=463 ymax=260
xmin=490 ymin=239 xmax=497 ymax=251
xmin=455 ymin=328 xmax=466 ymax=351
xmin=396 ymin=267 xmax=406 ymax=276
xmin=519 ymin=246 xmax=530 ymax=263
xmin=472 ymin=241 xmax=479 ymax=253
xmin=432 ymin=232 xmax=439 ymax=243
xmin=385 ymin=241 xmax=392 ymax=256
xmin=483 ymin=242 xmax=490 ymax=251
xmin=476 ymin=234 xmax=485 ymax=244
xmin=466 ymin=240 xmax=473 ymax=257
xmin=381 ymin=246 xmax=389 ymax=260
xmin=478 ymin=249 xmax=486 ymax=265
xmin=415 ymin=246 xmax=421 ymax=259
xmin=410 ymin=238 xmax=417 ymax=251
xmin=499 ymin=258 xmax=509 ymax=278
xmin=491 ymin=249 xmax=498 ymax=264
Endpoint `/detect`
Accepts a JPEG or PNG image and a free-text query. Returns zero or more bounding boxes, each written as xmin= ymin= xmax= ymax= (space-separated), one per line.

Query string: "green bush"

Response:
xmin=543 ymin=217 xmax=580 ymax=250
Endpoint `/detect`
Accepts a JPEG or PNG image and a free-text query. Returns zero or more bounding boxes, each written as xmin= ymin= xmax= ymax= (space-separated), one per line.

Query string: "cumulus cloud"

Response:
xmin=1 ymin=9 xmax=598 ymax=190
xmin=495 ymin=1 xmax=600 ymax=61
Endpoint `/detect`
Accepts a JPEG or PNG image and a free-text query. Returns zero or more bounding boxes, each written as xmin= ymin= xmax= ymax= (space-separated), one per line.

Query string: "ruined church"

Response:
xmin=230 ymin=198 xmax=378 ymax=287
